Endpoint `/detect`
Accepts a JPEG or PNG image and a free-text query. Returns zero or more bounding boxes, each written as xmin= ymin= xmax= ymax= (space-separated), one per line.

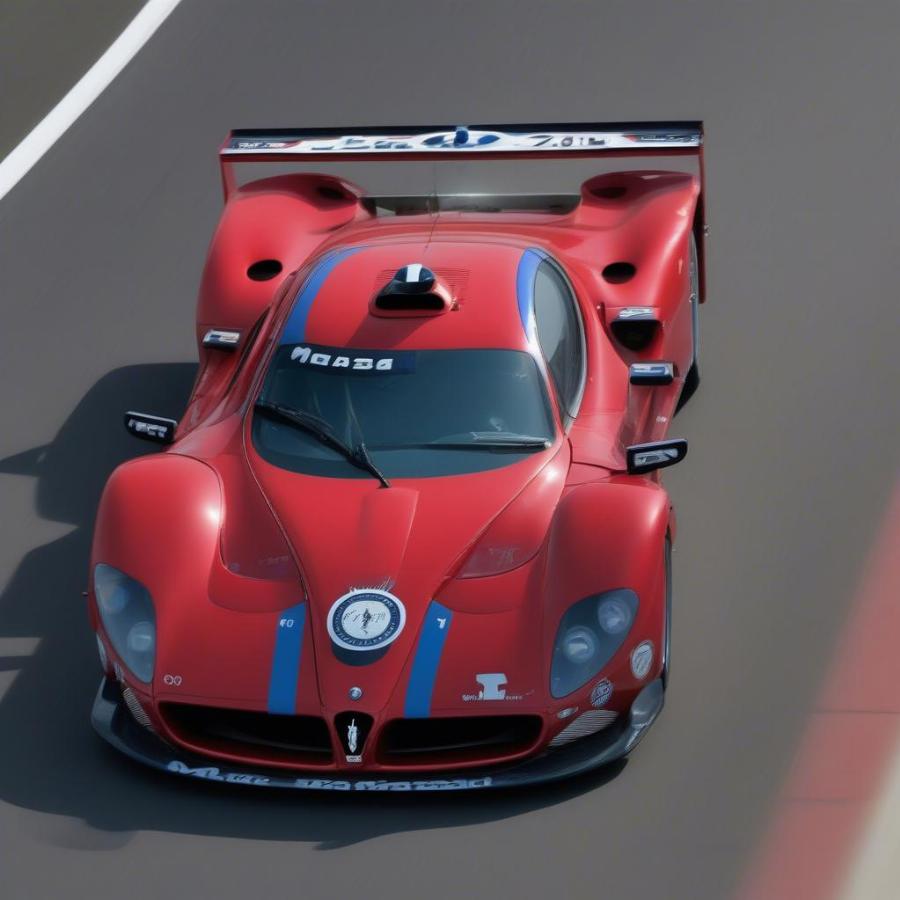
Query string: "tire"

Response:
xmin=675 ymin=234 xmax=701 ymax=415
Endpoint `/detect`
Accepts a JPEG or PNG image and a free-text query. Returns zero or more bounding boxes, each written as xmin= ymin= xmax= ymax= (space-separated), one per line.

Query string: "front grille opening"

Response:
xmin=379 ymin=715 xmax=542 ymax=765
xmin=162 ymin=703 xmax=332 ymax=763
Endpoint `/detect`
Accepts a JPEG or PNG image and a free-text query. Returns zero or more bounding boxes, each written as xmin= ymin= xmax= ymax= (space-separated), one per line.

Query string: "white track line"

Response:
xmin=0 ymin=0 xmax=182 ymax=203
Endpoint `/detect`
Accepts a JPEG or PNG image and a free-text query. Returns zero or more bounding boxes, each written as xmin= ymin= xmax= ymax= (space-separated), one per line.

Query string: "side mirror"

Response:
xmin=629 ymin=362 xmax=674 ymax=386
xmin=626 ymin=439 xmax=687 ymax=475
xmin=124 ymin=411 xmax=177 ymax=444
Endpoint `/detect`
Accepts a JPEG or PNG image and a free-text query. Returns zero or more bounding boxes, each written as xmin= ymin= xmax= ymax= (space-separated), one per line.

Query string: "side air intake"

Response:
xmin=372 ymin=264 xmax=452 ymax=317
xmin=610 ymin=307 xmax=661 ymax=352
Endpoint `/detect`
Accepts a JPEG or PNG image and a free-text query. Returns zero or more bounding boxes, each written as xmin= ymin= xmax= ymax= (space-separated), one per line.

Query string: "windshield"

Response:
xmin=252 ymin=343 xmax=556 ymax=478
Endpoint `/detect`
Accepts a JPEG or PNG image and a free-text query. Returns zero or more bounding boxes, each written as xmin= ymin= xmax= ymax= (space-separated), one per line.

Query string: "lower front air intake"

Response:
xmin=378 ymin=715 xmax=543 ymax=765
xmin=549 ymin=710 xmax=618 ymax=748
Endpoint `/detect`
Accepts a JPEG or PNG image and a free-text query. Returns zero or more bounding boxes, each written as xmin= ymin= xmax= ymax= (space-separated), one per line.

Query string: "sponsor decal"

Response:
xmin=590 ymin=678 xmax=614 ymax=708
xmin=475 ymin=673 xmax=507 ymax=700
xmin=287 ymin=343 xmax=415 ymax=375
xmin=616 ymin=306 xmax=655 ymax=320
xmin=126 ymin=417 xmax=170 ymax=440
xmin=631 ymin=363 xmax=672 ymax=378
xmin=225 ymin=127 xmax=700 ymax=156
xmin=462 ymin=673 xmax=531 ymax=703
xmin=167 ymin=761 xmax=270 ymax=785
xmin=292 ymin=778 xmax=494 ymax=792
xmin=163 ymin=674 xmax=182 ymax=686
xmin=167 ymin=761 xmax=492 ymax=791
xmin=630 ymin=641 xmax=654 ymax=680
xmin=235 ymin=140 xmax=289 ymax=149
xmin=328 ymin=589 xmax=406 ymax=652
xmin=625 ymin=131 xmax=697 ymax=144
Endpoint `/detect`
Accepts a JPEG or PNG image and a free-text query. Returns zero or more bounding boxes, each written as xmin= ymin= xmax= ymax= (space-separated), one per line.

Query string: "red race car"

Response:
xmin=89 ymin=122 xmax=705 ymax=791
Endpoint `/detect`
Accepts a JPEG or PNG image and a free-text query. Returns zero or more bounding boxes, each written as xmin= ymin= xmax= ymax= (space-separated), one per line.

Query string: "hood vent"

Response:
xmin=372 ymin=264 xmax=452 ymax=317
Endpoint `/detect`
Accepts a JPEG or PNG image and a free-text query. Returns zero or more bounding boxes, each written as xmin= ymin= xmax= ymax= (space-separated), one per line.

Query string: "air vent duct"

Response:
xmin=611 ymin=307 xmax=660 ymax=351
xmin=372 ymin=264 xmax=452 ymax=317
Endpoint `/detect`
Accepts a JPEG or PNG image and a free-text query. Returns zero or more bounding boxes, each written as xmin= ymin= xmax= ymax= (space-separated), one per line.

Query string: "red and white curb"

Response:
xmin=737 ymin=484 xmax=900 ymax=900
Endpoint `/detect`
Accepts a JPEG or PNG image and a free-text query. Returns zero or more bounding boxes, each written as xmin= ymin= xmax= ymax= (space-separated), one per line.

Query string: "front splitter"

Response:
xmin=91 ymin=676 xmax=664 ymax=792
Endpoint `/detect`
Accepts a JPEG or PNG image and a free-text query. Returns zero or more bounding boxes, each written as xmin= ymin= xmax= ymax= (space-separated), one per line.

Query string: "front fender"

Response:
xmin=89 ymin=454 xmax=301 ymax=707
xmin=542 ymin=477 xmax=671 ymax=684
xmin=91 ymin=454 xmax=222 ymax=603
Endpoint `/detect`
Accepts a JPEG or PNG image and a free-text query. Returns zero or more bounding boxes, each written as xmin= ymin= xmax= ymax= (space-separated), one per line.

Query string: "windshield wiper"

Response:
xmin=461 ymin=431 xmax=552 ymax=447
xmin=254 ymin=400 xmax=390 ymax=487
xmin=369 ymin=432 xmax=552 ymax=452
xmin=426 ymin=437 xmax=552 ymax=451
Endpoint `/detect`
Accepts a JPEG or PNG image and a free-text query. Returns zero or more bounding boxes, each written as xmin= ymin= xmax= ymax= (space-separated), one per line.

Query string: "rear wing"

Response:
xmin=218 ymin=121 xmax=706 ymax=294
xmin=220 ymin=120 xmax=702 ymax=181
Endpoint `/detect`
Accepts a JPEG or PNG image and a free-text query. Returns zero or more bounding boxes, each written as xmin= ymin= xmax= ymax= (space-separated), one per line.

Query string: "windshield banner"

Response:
xmin=283 ymin=343 xmax=416 ymax=375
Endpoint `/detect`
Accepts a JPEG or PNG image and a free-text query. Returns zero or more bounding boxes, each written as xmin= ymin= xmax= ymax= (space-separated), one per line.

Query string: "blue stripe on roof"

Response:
xmin=280 ymin=247 xmax=362 ymax=344
xmin=403 ymin=601 xmax=453 ymax=718
xmin=515 ymin=247 xmax=549 ymax=341
xmin=267 ymin=602 xmax=307 ymax=714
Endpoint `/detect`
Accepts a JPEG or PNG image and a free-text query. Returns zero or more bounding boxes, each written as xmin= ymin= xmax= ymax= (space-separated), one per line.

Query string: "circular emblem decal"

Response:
xmin=590 ymin=678 xmax=614 ymax=708
xmin=327 ymin=589 xmax=406 ymax=652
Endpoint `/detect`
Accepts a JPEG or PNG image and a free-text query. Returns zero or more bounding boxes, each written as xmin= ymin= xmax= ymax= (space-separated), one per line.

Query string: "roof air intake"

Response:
xmin=372 ymin=264 xmax=452 ymax=317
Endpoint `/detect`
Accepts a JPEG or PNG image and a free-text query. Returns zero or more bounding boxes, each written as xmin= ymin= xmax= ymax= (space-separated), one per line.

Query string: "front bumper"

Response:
xmin=92 ymin=676 xmax=664 ymax=791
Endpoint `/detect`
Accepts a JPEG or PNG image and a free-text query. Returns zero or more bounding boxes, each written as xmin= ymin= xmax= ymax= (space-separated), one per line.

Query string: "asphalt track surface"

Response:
xmin=1 ymin=3 xmax=899 ymax=898
xmin=0 ymin=0 xmax=143 ymax=159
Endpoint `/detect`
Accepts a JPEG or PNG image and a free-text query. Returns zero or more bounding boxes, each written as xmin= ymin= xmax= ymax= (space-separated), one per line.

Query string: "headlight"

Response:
xmin=597 ymin=595 xmax=633 ymax=634
xmin=560 ymin=626 xmax=598 ymax=664
xmin=93 ymin=564 xmax=156 ymax=683
xmin=550 ymin=589 xmax=638 ymax=698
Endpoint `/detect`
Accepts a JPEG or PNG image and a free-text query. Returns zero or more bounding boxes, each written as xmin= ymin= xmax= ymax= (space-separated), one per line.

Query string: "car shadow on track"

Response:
xmin=0 ymin=363 xmax=626 ymax=848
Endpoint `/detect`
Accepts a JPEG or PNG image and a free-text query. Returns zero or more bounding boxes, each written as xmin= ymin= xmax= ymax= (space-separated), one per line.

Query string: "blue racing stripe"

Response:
xmin=404 ymin=601 xmax=453 ymax=718
xmin=515 ymin=247 xmax=549 ymax=340
xmin=280 ymin=247 xmax=362 ymax=344
xmin=267 ymin=603 xmax=307 ymax=714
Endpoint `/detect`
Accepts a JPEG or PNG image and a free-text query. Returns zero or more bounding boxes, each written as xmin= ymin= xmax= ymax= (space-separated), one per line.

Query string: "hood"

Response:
xmin=245 ymin=437 xmax=567 ymax=713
